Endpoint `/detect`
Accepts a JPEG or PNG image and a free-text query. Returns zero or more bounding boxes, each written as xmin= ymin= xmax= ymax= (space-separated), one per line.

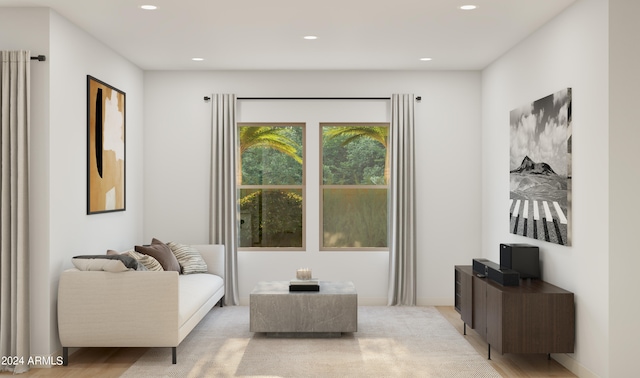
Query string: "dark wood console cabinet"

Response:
xmin=454 ymin=265 xmax=574 ymax=358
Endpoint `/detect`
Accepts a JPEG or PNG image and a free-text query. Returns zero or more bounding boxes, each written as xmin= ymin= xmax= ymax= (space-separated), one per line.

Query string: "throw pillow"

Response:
xmin=125 ymin=250 xmax=162 ymax=271
xmin=107 ymin=249 xmax=162 ymax=271
xmin=135 ymin=238 xmax=181 ymax=272
xmin=72 ymin=254 xmax=139 ymax=272
xmin=167 ymin=241 xmax=208 ymax=274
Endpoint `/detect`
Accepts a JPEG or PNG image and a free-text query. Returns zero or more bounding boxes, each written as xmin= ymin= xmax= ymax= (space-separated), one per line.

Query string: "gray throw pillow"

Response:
xmin=107 ymin=249 xmax=162 ymax=271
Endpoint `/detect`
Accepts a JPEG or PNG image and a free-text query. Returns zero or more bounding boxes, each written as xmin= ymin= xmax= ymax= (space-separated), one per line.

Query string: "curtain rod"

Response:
xmin=238 ymin=97 xmax=391 ymax=100
xmin=204 ymin=96 xmax=421 ymax=101
xmin=30 ymin=55 xmax=46 ymax=62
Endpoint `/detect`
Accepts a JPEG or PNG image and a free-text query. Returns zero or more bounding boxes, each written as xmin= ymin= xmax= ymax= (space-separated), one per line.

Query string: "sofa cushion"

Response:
xmin=108 ymin=249 xmax=163 ymax=271
xmin=135 ymin=239 xmax=180 ymax=272
xmin=177 ymin=273 xmax=224 ymax=326
xmin=72 ymin=254 xmax=140 ymax=272
xmin=167 ymin=241 xmax=208 ymax=274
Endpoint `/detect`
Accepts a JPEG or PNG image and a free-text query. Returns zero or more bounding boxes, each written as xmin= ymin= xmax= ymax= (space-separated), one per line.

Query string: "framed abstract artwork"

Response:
xmin=87 ymin=75 xmax=126 ymax=214
xmin=509 ymin=88 xmax=572 ymax=245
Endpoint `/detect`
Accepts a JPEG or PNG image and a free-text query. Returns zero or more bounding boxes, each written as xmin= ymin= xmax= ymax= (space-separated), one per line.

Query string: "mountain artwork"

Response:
xmin=509 ymin=88 xmax=572 ymax=246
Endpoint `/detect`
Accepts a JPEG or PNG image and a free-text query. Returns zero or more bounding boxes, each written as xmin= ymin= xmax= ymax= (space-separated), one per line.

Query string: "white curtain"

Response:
xmin=210 ymin=94 xmax=239 ymax=305
xmin=0 ymin=50 xmax=30 ymax=373
xmin=387 ymin=94 xmax=417 ymax=306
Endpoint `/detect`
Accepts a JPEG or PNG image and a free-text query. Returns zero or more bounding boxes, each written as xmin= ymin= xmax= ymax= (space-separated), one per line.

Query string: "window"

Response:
xmin=321 ymin=123 xmax=389 ymax=250
xmin=238 ymin=124 xmax=305 ymax=249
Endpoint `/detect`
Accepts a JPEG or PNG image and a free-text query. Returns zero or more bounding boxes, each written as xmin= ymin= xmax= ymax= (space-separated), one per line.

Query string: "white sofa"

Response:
xmin=57 ymin=244 xmax=225 ymax=365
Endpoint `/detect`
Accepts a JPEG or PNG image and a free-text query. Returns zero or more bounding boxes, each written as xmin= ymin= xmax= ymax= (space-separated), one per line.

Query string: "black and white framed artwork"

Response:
xmin=509 ymin=88 xmax=572 ymax=246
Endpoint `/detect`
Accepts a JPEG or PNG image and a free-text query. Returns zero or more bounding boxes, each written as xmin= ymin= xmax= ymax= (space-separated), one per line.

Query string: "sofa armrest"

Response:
xmin=58 ymin=269 xmax=179 ymax=347
xmin=191 ymin=244 xmax=225 ymax=279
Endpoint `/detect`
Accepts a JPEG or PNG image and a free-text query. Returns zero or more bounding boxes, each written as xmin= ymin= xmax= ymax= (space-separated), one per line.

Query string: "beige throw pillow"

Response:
xmin=167 ymin=241 xmax=208 ymax=274
xmin=72 ymin=255 xmax=137 ymax=272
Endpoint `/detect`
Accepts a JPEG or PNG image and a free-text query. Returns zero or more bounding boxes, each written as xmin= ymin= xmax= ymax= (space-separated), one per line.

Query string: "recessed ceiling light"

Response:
xmin=419 ymin=57 xmax=432 ymax=61
xmin=459 ymin=5 xmax=477 ymax=10
xmin=192 ymin=58 xmax=204 ymax=61
xmin=140 ymin=5 xmax=157 ymax=10
xmin=303 ymin=35 xmax=318 ymax=40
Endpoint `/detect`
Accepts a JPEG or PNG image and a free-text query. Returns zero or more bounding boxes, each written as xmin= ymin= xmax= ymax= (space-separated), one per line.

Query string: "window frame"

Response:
xmin=319 ymin=122 xmax=390 ymax=251
xmin=237 ymin=122 xmax=306 ymax=251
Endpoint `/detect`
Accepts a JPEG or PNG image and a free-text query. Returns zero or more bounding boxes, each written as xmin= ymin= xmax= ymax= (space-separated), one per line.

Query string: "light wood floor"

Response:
xmin=2 ymin=306 xmax=576 ymax=377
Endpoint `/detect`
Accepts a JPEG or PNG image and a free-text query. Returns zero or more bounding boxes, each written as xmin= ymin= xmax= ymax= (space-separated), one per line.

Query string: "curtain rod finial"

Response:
xmin=204 ymin=96 xmax=211 ymax=102
xmin=415 ymin=96 xmax=421 ymax=102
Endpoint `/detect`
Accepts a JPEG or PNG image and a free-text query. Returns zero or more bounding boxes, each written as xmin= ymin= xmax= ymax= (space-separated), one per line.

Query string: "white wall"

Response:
xmin=144 ymin=70 xmax=482 ymax=305
xmin=1 ymin=7 xmax=145 ymax=359
xmin=609 ymin=1 xmax=640 ymax=377
xmin=46 ymin=10 xmax=145 ymax=356
xmin=481 ymin=0 xmax=608 ymax=376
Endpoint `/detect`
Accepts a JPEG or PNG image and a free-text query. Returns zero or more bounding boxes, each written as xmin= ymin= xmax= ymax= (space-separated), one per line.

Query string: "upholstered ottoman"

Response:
xmin=250 ymin=281 xmax=357 ymax=336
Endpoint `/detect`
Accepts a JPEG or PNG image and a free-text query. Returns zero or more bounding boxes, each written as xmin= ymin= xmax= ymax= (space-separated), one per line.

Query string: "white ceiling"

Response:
xmin=1 ymin=0 xmax=576 ymax=71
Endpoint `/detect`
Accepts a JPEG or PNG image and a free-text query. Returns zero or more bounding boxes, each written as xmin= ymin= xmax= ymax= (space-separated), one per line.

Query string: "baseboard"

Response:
xmin=552 ymin=353 xmax=598 ymax=378
xmin=417 ymin=297 xmax=453 ymax=306
xmin=355 ymin=297 xmax=387 ymax=306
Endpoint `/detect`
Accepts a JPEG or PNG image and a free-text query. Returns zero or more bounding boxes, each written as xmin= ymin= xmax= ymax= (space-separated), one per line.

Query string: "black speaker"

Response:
xmin=500 ymin=243 xmax=540 ymax=279
xmin=486 ymin=263 xmax=520 ymax=286
xmin=472 ymin=258 xmax=491 ymax=275
xmin=472 ymin=258 xmax=520 ymax=286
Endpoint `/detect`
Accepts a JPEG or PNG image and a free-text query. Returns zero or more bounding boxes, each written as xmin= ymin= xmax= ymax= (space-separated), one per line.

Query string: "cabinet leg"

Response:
xmin=488 ymin=344 xmax=491 ymax=360
xmin=463 ymin=323 xmax=466 ymax=335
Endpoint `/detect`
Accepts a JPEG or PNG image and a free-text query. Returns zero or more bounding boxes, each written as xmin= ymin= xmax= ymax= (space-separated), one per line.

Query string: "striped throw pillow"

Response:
xmin=108 ymin=249 xmax=164 ymax=271
xmin=167 ymin=242 xmax=208 ymax=275
xmin=125 ymin=250 xmax=164 ymax=271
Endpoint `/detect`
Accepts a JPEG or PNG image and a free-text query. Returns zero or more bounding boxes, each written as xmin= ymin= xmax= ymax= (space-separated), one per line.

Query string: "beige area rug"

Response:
xmin=121 ymin=306 xmax=500 ymax=378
